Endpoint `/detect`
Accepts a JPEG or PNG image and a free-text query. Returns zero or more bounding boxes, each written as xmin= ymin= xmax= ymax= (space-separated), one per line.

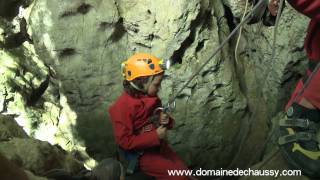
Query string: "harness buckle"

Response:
xmin=142 ymin=124 xmax=153 ymax=133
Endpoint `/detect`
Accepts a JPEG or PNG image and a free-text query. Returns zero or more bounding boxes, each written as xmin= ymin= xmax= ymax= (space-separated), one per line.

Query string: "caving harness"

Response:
xmin=277 ymin=61 xmax=320 ymax=178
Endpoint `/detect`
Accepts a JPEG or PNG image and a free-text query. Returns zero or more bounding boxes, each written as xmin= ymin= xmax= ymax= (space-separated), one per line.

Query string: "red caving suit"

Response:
xmin=286 ymin=0 xmax=320 ymax=109
xmin=109 ymin=92 xmax=190 ymax=180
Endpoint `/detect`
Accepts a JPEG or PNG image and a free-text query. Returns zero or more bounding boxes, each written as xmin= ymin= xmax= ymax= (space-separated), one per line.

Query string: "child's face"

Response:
xmin=147 ymin=74 xmax=163 ymax=96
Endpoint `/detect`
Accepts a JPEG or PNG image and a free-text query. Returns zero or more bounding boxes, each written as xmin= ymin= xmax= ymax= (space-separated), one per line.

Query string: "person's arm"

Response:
xmin=109 ymin=104 xmax=160 ymax=151
xmin=287 ymin=0 xmax=320 ymax=19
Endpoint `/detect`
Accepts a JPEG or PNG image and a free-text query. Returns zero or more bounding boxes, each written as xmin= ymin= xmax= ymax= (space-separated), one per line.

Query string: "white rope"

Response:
xmin=235 ymin=0 xmax=250 ymax=65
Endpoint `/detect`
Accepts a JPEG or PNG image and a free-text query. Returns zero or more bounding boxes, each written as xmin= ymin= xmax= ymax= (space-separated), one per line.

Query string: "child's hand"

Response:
xmin=156 ymin=125 xmax=167 ymax=139
xmin=159 ymin=112 xmax=170 ymax=125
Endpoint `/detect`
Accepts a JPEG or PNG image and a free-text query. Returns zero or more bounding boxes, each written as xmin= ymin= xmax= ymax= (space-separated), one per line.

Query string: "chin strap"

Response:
xmin=129 ymin=82 xmax=145 ymax=92
xmin=143 ymin=76 xmax=154 ymax=91
xmin=129 ymin=76 xmax=155 ymax=93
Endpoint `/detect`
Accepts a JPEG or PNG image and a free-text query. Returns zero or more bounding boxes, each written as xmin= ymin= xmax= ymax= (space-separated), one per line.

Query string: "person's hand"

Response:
xmin=159 ymin=112 xmax=170 ymax=125
xmin=156 ymin=125 xmax=167 ymax=139
xmin=268 ymin=0 xmax=280 ymax=16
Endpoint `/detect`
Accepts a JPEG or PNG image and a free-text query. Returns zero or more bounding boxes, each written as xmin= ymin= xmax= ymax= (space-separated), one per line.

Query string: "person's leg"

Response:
xmin=286 ymin=68 xmax=320 ymax=110
xmin=300 ymin=68 xmax=320 ymax=109
xmin=160 ymin=143 xmax=189 ymax=171
xmin=279 ymin=64 xmax=320 ymax=178
xmin=140 ymin=151 xmax=190 ymax=180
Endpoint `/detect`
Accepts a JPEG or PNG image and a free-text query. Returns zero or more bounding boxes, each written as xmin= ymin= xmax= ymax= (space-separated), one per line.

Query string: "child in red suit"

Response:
xmin=109 ymin=53 xmax=192 ymax=180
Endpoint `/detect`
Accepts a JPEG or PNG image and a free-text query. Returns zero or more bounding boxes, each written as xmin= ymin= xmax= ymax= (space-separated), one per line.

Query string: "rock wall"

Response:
xmin=0 ymin=114 xmax=84 ymax=179
xmin=25 ymin=0 xmax=249 ymax=168
xmin=222 ymin=0 xmax=309 ymax=169
xmin=0 ymin=0 xmax=311 ymax=172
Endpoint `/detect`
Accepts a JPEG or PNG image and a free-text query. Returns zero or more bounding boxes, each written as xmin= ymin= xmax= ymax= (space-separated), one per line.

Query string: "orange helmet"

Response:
xmin=121 ymin=53 xmax=165 ymax=81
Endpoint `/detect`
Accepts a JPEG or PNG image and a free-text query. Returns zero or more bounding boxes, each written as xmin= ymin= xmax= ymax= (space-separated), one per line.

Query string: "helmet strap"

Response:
xmin=129 ymin=76 xmax=155 ymax=94
xmin=129 ymin=82 xmax=145 ymax=92
xmin=143 ymin=76 xmax=154 ymax=92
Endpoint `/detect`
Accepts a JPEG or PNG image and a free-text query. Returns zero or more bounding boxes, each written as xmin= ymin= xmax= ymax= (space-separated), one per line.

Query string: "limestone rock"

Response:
xmin=223 ymin=0 xmax=255 ymax=18
xmin=233 ymin=1 xmax=309 ymax=114
xmin=0 ymin=114 xmax=28 ymax=140
xmin=239 ymin=149 xmax=309 ymax=180
xmin=25 ymin=171 xmax=48 ymax=180
xmin=0 ymin=0 xmax=312 ymax=172
xmin=0 ymin=138 xmax=84 ymax=175
xmin=0 ymin=0 xmax=32 ymax=20
xmin=25 ymin=0 xmax=249 ymax=168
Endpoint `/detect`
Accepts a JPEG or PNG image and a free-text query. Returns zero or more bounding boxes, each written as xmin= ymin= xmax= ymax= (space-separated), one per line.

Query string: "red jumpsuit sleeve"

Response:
xmin=287 ymin=0 xmax=320 ymax=20
xmin=109 ymin=103 xmax=161 ymax=151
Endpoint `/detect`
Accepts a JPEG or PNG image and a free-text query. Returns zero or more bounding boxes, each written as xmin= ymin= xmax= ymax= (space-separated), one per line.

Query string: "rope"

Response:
xmin=166 ymin=0 xmax=319 ymax=175
xmin=261 ymin=0 xmax=285 ymax=91
xmin=247 ymin=0 xmax=320 ymax=172
xmin=235 ymin=0 xmax=250 ymax=65
xmin=212 ymin=1 xmax=286 ymax=177
xmin=237 ymin=0 xmax=286 ymax=168
xmin=166 ymin=0 xmax=267 ymax=106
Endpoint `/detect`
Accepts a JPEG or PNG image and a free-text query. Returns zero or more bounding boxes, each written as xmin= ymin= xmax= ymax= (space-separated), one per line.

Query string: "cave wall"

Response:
xmin=25 ymin=0 xmax=249 ymax=169
xmin=0 ymin=114 xmax=84 ymax=179
xmin=0 ymin=0 xmax=310 ymax=171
